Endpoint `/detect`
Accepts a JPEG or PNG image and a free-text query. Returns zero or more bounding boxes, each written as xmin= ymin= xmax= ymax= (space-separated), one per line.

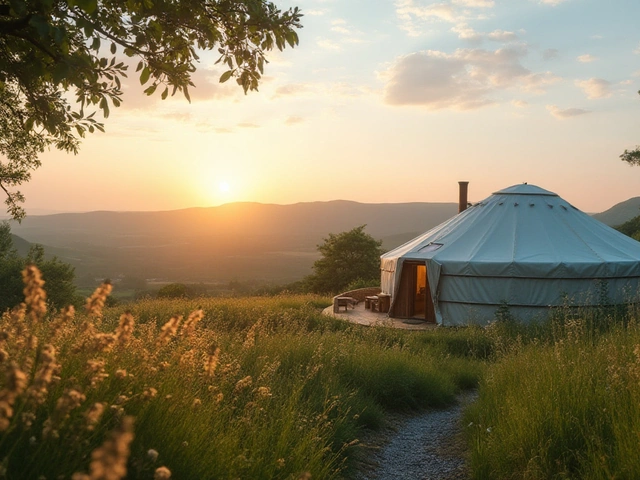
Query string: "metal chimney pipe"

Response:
xmin=458 ymin=181 xmax=469 ymax=213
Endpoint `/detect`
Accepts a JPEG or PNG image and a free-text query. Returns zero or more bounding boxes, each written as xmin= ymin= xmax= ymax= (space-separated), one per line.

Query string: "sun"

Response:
xmin=218 ymin=181 xmax=231 ymax=193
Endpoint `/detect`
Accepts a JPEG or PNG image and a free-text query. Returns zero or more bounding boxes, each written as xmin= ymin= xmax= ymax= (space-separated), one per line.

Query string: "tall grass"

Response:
xmin=0 ymin=268 xmax=485 ymax=479
xmin=466 ymin=309 xmax=640 ymax=479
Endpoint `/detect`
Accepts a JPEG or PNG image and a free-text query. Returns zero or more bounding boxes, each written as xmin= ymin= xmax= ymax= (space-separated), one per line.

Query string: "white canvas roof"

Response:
xmin=381 ymin=184 xmax=640 ymax=325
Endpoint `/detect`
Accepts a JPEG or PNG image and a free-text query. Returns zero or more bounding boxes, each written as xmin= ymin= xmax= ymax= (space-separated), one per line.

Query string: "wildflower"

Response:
xmin=85 ymin=281 xmax=113 ymax=318
xmin=233 ymin=376 xmax=253 ymax=396
xmin=22 ymin=265 xmax=47 ymax=322
xmin=214 ymin=393 xmax=224 ymax=404
xmin=180 ymin=309 xmax=204 ymax=337
xmin=154 ymin=466 xmax=172 ymax=479
xmin=147 ymin=449 xmax=159 ymax=462
xmin=87 ymin=416 xmax=135 ymax=480
xmin=115 ymin=312 xmax=135 ymax=345
xmin=193 ymin=398 xmax=202 ymax=407
xmin=276 ymin=458 xmax=285 ymax=468
xmin=156 ymin=315 xmax=182 ymax=347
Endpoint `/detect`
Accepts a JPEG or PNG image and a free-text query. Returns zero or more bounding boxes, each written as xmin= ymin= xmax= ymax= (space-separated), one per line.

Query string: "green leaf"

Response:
xmin=161 ymin=87 xmax=168 ymax=100
xmin=139 ymin=66 xmax=150 ymax=85
xmin=219 ymin=70 xmax=233 ymax=83
xmin=110 ymin=42 xmax=116 ymax=54
xmin=143 ymin=84 xmax=157 ymax=95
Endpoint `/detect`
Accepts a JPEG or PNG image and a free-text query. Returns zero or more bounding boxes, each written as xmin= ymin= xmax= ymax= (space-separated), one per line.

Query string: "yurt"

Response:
xmin=380 ymin=184 xmax=640 ymax=326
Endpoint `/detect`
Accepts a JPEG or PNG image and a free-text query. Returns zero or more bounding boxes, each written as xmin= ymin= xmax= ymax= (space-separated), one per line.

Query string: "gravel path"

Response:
xmin=354 ymin=391 xmax=477 ymax=480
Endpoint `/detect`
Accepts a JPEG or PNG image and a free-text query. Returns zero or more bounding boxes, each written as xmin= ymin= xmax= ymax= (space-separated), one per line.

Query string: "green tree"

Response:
xmin=0 ymin=0 xmax=302 ymax=219
xmin=306 ymin=225 xmax=384 ymax=294
xmin=0 ymin=222 xmax=77 ymax=311
xmin=157 ymin=282 xmax=191 ymax=299
xmin=620 ymin=90 xmax=640 ymax=167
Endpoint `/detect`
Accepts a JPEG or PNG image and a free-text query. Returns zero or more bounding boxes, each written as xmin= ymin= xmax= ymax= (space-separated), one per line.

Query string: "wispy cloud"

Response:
xmin=285 ymin=116 xmax=304 ymax=126
xmin=511 ymin=100 xmax=528 ymax=107
xmin=635 ymin=42 xmax=640 ymax=54
xmin=395 ymin=0 xmax=494 ymax=36
xmin=316 ymin=37 xmax=342 ymax=50
xmin=538 ymin=0 xmax=569 ymax=6
xmin=452 ymin=23 xmax=517 ymax=43
xmin=542 ymin=48 xmax=559 ymax=60
xmin=547 ymin=105 xmax=590 ymax=119
xmin=577 ymin=54 xmax=597 ymax=63
xmin=380 ymin=46 xmax=559 ymax=110
xmin=575 ymin=78 xmax=612 ymax=99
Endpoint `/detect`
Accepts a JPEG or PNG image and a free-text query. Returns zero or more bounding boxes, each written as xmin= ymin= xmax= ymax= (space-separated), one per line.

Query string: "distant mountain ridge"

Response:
xmin=592 ymin=197 xmax=640 ymax=227
xmin=9 ymin=200 xmax=458 ymax=284
xmin=9 ymin=196 xmax=640 ymax=286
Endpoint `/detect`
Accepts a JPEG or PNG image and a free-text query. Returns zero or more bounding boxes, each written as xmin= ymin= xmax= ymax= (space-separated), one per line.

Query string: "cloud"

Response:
xmin=237 ymin=122 xmax=260 ymax=128
xmin=272 ymin=83 xmax=312 ymax=98
xmin=511 ymin=100 xmax=528 ymax=107
xmin=575 ymin=78 xmax=612 ymax=99
xmin=381 ymin=46 xmax=559 ymax=110
xmin=285 ymin=116 xmax=304 ymax=125
xmin=395 ymin=0 xmax=493 ymax=36
xmin=453 ymin=0 xmax=494 ymax=6
xmin=306 ymin=9 xmax=326 ymax=16
xmin=546 ymin=105 xmax=590 ymax=119
xmin=488 ymin=30 xmax=518 ymax=42
xmin=542 ymin=48 xmax=559 ymax=60
xmin=577 ymin=54 xmax=597 ymax=63
xmin=538 ymin=0 xmax=569 ymax=5
xmin=452 ymin=23 xmax=517 ymax=43
xmin=635 ymin=42 xmax=640 ymax=55
xmin=316 ymin=37 xmax=342 ymax=50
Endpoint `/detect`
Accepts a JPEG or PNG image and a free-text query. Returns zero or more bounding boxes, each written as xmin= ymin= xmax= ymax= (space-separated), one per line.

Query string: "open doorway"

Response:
xmin=392 ymin=262 xmax=436 ymax=322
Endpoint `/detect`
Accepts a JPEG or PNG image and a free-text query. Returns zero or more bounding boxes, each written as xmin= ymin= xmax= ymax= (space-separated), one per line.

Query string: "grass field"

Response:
xmin=4 ymin=267 xmax=640 ymax=479
xmin=0 ymin=268 xmax=486 ymax=479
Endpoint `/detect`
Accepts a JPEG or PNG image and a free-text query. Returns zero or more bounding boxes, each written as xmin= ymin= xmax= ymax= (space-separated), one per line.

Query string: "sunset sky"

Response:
xmin=18 ymin=0 xmax=640 ymax=215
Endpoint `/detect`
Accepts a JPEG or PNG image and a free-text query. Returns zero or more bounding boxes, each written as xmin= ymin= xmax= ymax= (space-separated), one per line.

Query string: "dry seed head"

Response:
xmin=43 ymin=388 xmax=86 ymax=438
xmin=115 ymin=369 xmax=127 ymax=380
xmin=193 ymin=398 xmax=202 ymax=407
xmin=27 ymin=344 xmax=59 ymax=406
xmin=147 ymin=449 xmax=159 ymax=462
xmin=114 ymin=312 xmax=135 ymax=346
xmin=180 ymin=309 xmax=204 ymax=337
xmin=156 ymin=315 xmax=182 ymax=347
xmin=0 ymin=363 xmax=28 ymax=431
xmin=86 ymin=359 xmax=109 ymax=388
xmin=203 ymin=347 xmax=220 ymax=377
xmin=85 ymin=402 xmax=106 ymax=431
xmin=143 ymin=387 xmax=158 ymax=400
xmin=233 ymin=376 xmax=253 ymax=396
xmin=49 ymin=305 xmax=75 ymax=340
xmin=256 ymin=386 xmax=272 ymax=399
xmin=85 ymin=281 xmax=113 ymax=318
xmin=154 ymin=466 xmax=172 ymax=480
xmin=22 ymin=265 xmax=47 ymax=322
xmin=88 ymin=415 xmax=135 ymax=480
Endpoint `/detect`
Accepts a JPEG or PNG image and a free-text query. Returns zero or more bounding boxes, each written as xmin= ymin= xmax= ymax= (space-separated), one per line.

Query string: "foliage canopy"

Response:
xmin=306 ymin=225 xmax=383 ymax=294
xmin=0 ymin=0 xmax=302 ymax=219
xmin=0 ymin=221 xmax=76 ymax=310
xmin=620 ymin=90 xmax=640 ymax=167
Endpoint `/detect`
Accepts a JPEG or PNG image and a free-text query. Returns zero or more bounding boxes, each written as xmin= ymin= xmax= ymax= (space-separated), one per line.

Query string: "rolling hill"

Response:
xmin=592 ymin=197 xmax=640 ymax=227
xmin=9 ymin=201 xmax=458 ymax=285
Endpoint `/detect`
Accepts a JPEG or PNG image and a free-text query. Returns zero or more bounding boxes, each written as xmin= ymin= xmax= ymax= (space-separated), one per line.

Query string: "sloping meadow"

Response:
xmin=466 ymin=306 xmax=640 ymax=479
xmin=0 ymin=267 xmax=486 ymax=479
